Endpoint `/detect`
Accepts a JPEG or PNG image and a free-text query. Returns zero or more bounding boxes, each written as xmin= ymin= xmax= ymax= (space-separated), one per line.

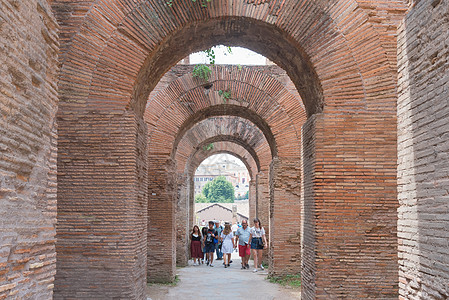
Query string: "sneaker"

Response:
xmin=245 ymin=264 xmax=249 ymax=269
xmin=241 ymin=265 xmax=245 ymax=270
xmin=229 ymin=260 xmax=233 ymax=264
xmin=210 ymin=264 xmax=214 ymax=267
xmin=227 ymin=264 xmax=230 ymax=267
xmin=206 ymin=261 xmax=209 ymax=266
xmin=224 ymin=265 xmax=227 ymax=268
xmin=253 ymin=268 xmax=258 ymax=273
xmin=260 ymin=264 xmax=264 ymax=270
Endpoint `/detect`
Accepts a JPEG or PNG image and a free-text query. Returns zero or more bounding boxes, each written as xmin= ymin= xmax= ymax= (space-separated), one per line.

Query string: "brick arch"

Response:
xmin=174 ymin=140 xmax=262 ymax=267
xmin=145 ymin=65 xmax=306 ymax=161
xmin=52 ymin=1 xmax=408 ymax=298
xmin=53 ymin=0 xmax=405 ymax=118
xmin=174 ymin=115 xmax=272 ymax=174
xmin=188 ymin=145 xmax=258 ymax=179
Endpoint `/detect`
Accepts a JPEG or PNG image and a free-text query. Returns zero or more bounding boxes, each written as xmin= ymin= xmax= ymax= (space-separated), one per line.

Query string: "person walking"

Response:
xmin=235 ymin=219 xmax=251 ymax=269
xmin=190 ymin=225 xmax=203 ymax=266
xmin=204 ymin=221 xmax=217 ymax=267
xmin=214 ymin=220 xmax=223 ymax=261
xmin=201 ymin=226 xmax=208 ymax=265
xmin=220 ymin=223 xmax=235 ymax=268
xmin=249 ymin=218 xmax=267 ymax=272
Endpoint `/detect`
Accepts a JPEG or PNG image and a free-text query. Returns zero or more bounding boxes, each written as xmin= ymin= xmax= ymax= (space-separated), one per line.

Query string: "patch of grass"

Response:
xmin=147 ymin=275 xmax=180 ymax=287
xmin=268 ymin=274 xmax=301 ymax=288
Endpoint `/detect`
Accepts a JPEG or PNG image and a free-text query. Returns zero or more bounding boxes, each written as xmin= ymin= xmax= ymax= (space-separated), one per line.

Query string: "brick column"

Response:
xmin=248 ymin=180 xmax=257 ymax=221
xmin=269 ymin=157 xmax=301 ymax=275
xmin=56 ymin=111 xmax=148 ymax=299
xmin=256 ymin=171 xmax=270 ymax=264
xmin=147 ymin=158 xmax=176 ymax=282
xmin=0 ymin=1 xmax=59 ymax=298
xmin=175 ymin=173 xmax=189 ymax=267
xmin=301 ymin=113 xmax=398 ymax=299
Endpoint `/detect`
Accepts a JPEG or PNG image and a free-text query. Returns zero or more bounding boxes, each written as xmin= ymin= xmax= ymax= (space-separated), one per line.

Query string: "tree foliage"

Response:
xmin=197 ymin=176 xmax=235 ymax=203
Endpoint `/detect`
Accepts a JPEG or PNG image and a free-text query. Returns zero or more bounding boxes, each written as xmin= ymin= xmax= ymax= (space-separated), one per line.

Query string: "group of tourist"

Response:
xmin=190 ymin=218 xmax=267 ymax=273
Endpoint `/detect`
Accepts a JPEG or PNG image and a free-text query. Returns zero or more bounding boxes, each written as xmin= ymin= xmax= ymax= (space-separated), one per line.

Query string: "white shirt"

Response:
xmin=250 ymin=226 xmax=265 ymax=238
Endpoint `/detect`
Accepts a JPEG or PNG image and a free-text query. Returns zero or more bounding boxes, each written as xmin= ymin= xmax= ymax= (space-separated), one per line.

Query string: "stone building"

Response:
xmin=195 ymin=201 xmax=249 ymax=225
xmin=1 ymin=1 xmax=449 ymax=299
xmin=194 ymin=156 xmax=250 ymax=197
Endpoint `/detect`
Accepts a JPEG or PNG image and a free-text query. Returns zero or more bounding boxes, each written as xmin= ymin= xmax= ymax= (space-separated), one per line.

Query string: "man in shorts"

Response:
xmin=234 ymin=219 xmax=251 ymax=269
xmin=204 ymin=221 xmax=217 ymax=267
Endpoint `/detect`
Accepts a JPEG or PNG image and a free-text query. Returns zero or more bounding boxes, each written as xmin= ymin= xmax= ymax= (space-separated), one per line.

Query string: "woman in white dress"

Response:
xmin=220 ymin=224 xmax=235 ymax=268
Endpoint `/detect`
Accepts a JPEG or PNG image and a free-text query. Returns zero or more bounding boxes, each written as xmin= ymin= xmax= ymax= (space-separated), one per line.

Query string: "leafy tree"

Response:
xmin=195 ymin=194 xmax=208 ymax=203
xmin=200 ymin=176 xmax=235 ymax=203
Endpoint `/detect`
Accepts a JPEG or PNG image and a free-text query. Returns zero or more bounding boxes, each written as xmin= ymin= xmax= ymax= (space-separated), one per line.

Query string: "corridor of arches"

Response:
xmin=9 ymin=1 xmax=449 ymax=300
xmin=51 ymin=1 xmax=402 ymax=298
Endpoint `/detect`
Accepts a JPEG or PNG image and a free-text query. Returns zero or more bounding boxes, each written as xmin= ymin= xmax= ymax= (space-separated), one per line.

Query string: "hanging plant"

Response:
xmin=203 ymin=143 xmax=214 ymax=151
xmin=218 ymin=89 xmax=231 ymax=103
xmin=192 ymin=64 xmax=212 ymax=81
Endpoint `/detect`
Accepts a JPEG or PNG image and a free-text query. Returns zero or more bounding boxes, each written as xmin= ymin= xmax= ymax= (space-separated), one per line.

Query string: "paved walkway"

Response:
xmin=147 ymin=252 xmax=300 ymax=300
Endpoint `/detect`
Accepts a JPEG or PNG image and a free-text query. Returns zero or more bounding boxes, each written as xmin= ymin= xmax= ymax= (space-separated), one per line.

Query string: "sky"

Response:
xmin=190 ymin=45 xmax=266 ymax=65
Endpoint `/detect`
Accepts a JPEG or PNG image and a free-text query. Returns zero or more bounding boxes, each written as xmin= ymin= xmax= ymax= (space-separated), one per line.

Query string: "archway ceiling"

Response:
xmin=175 ymin=116 xmax=269 ymax=174
xmin=145 ymin=66 xmax=305 ymax=160
xmin=53 ymin=0 xmax=407 ymax=118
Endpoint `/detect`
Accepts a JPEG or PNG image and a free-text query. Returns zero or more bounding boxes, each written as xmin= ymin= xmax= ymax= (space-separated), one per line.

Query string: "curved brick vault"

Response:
xmin=7 ymin=2 xmax=449 ymax=300
xmin=51 ymin=1 xmax=408 ymax=299
xmin=175 ymin=138 xmax=262 ymax=267
xmin=173 ymin=116 xmax=270 ymax=267
xmin=145 ymin=67 xmax=304 ymax=280
xmin=175 ymin=116 xmax=270 ymax=174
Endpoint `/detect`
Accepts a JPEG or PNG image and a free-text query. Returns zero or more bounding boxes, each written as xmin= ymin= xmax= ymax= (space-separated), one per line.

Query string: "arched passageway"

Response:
xmin=145 ymin=66 xmax=304 ymax=281
xmin=50 ymin=1 xmax=404 ymax=299
xmin=6 ymin=1 xmax=449 ymax=300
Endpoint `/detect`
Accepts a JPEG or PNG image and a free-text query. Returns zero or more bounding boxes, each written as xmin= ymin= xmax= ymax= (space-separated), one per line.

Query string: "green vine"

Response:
xmin=167 ymin=0 xmax=212 ymax=7
xmin=192 ymin=64 xmax=212 ymax=81
xmin=202 ymin=143 xmax=214 ymax=151
xmin=218 ymin=89 xmax=231 ymax=103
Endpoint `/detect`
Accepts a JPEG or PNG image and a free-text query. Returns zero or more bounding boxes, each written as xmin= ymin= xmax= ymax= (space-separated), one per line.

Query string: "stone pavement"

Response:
xmin=146 ymin=252 xmax=300 ymax=300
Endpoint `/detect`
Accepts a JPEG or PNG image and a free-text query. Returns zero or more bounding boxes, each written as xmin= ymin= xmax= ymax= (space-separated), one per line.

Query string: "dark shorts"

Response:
xmin=204 ymin=243 xmax=215 ymax=253
xmin=250 ymin=237 xmax=264 ymax=250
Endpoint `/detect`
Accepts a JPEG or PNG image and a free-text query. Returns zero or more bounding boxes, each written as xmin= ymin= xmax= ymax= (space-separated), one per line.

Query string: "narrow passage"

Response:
xmin=146 ymin=253 xmax=300 ymax=300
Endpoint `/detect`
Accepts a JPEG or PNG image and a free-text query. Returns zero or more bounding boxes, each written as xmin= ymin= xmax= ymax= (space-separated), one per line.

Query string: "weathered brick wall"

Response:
xmin=175 ymin=173 xmax=189 ymax=267
xmin=301 ymin=115 xmax=318 ymax=300
xmin=302 ymin=113 xmax=399 ymax=299
xmin=397 ymin=1 xmax=449 ymax=298
xmin=0 ymin=1 xmax=58 ymax=298
xmin=51 ymin=1 xmax=407 ymax=297
xmin=269 ymin=158 xmax=301 ymax=275
xmin=147 ymin=157 xmax=176 ymax=282
xmin=249 ymin=181 xmax=256 ymax=221
xmin=55 ymin=111 xmax=148 ymax=299
xmin=256 ymin=172 xmax=270 ymax=264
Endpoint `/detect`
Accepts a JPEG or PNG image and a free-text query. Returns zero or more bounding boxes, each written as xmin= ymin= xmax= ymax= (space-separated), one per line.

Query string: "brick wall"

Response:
xmin=302 ymin=113 xmax=399 ymax=299
xmin=301 ymin=115 xmax=318 ymax=300
xmin=147 ymin=157 xmax=176 ymax=282
xmin=397 ymin=1 xmax=449 ymax=298
xmin=55 ymin=111 xmax=148 ymax=299
xmin=176 ymin=173 xmax=189 ymax=267
xmin=0 ymin=1 xmax=58 ymax=298
xmin=269 ymin=158 xmax=301 ymax=275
